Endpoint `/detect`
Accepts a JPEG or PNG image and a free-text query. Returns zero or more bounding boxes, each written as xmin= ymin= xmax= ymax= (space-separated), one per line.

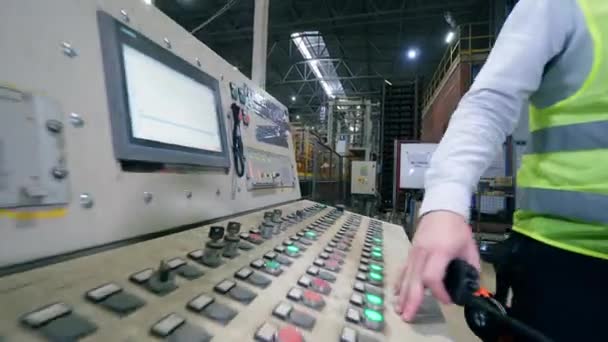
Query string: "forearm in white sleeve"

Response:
xmin=419 ymin=0 xmax=572 ymax=219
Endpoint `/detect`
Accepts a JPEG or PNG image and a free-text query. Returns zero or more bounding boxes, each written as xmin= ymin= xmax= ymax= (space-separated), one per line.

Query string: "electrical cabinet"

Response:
xmin=350 ymin=161 xmax=377 ymax=195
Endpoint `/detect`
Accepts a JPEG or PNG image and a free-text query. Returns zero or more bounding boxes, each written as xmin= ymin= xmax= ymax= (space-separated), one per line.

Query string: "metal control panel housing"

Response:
xmin=0 ymin=0 xmax=300 ymax=268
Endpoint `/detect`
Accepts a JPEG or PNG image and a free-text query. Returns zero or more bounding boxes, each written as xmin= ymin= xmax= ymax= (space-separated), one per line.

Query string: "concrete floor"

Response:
xmin=440 ymin=262 xmax=497 ymax=341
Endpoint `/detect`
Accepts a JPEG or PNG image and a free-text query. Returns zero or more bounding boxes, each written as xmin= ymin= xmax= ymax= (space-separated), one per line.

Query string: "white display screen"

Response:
xmin=122 ymin=44 xmax=222 ymax=152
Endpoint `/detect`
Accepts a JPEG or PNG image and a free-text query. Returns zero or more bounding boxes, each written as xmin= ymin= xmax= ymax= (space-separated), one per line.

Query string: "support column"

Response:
xmin=251 ymin=0 xmax=270 ymax=89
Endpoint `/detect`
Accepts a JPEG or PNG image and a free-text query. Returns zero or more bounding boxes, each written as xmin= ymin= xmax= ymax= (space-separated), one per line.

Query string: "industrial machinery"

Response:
xmin=0 ymin=1 xmax=448 ymax=341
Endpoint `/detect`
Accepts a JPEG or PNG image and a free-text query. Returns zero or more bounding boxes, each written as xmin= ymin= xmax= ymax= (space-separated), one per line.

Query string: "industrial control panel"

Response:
xmin=0 ymin=201 xmax=450 ymax=341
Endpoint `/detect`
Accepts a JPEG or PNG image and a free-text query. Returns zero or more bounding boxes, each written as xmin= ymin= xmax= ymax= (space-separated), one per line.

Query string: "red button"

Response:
xmin=250 ymin=233 xmax=262 ymax=241
xmin=326 ymin=260 xmax=340 ymax=270
xmin=303 ymin=290 xmax=323 ymax=302
xmin=277 ymin=326 xmax=303 ymax=342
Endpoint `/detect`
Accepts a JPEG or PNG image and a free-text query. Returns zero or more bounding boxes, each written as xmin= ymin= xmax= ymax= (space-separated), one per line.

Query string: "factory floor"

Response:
xmin=441 ymin=262 xmax=496 ymax=341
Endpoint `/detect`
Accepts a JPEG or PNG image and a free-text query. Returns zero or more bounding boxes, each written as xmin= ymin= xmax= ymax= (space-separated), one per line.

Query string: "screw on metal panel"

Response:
xmin=196 ymin=58 xmax=201 ymax=67
xmin=216 ymin=189 xmax=221 ymax=196
xmin=163 ymin=38 xmax=171 ymax=49
xmin=120 ymin=9 xmax=130 ymax=22
xmin=46 ymin=119 xmax=63 ymax=133
xmin=80 ymin=193 xmax=94 ymax=209
xmin=69 ymin=113 xmax=84 ymax=127
xmin=185 ymin=190 xmax=193 ymax=199
xmin=51 ymin=167 xmax=69 ymax=180
xmin=143 ymin=192 xmax=153 ymax=204
xmin=61 ymin=42 xmax=77 ymax=58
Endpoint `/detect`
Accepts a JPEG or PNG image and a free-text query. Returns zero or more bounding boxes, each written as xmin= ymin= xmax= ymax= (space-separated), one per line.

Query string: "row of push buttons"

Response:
xmin=255 ymin=208 xmax=345 ymax=342
xmin=340 ymin=217 xmax=385 ymax=342
xmin=18 ymin=205 xmax=327 ymax=342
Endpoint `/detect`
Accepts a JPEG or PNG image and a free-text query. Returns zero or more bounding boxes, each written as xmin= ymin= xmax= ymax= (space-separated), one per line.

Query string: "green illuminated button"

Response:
xmin=305 ymin=231 xmax=317 ymax=238
xmin=372 ymin=246 xmax=382 ymax=253
xmin=368 ymin=272 xmax=383 ymax=282
xmin=363 ymin=308 xmax=384 ymax=322
xmin=365 ymin=293 xmax=384 ymax=306
xmin=286 ymin=245 xmax=300 ymax=254
xmin=373 ymin=238 xmax=383 ymax=244
xmin=371 ymin=251 xmax=383 ymax=259
xmin=369 ymin=264 xmax=383 ymax=272
xmin=266 ymin=260 xmax=281 ymax=269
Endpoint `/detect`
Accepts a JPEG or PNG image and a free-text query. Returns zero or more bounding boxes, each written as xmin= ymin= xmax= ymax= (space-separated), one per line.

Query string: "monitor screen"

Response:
xmin=122 ymin=44 xmax=222 ymax=152
xmin=98 ymin=11 xmax=230 ymax=169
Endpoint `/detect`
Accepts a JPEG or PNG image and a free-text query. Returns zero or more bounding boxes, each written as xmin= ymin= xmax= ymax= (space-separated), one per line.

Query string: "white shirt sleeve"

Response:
xmin=419 ymin=0 xmax=572 ymax=219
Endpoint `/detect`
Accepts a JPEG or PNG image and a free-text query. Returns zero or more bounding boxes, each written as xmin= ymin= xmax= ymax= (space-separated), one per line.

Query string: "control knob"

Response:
xmin=223 ymin=222 xmax=241 ymax=258
xmin=201 ymin=226 xmax=225 ymax=268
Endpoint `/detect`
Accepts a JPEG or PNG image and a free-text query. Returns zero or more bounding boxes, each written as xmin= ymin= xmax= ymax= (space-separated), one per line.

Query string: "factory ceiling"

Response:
xmin=156 ymin=0 xmax=490 ymax=121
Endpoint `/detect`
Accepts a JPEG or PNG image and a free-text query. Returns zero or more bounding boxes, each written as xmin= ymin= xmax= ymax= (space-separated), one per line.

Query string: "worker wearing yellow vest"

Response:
xmin=394 ymin=0 xmax=608 ymax=341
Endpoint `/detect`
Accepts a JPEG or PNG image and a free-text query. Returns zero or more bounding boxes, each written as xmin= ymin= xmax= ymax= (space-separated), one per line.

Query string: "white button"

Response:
xmin=131 ymin=268 xmax=154 ymax=283
xmin=167 ymin=257 xmax=186 ymax=269
xmin=188 ymin=294 xmax=214 ymax=311
xmin=350 ymin=293 xmax=364 ymax=306
xmin=313 ymin=258 xmax=325 ymax=267
xmin=255 ymin=322 xmax=277 ymax=342
xmin=356 ymin=272 xmax=367 ymax=281
xmin=22 ymin=303 xmax=71 ymax=328
xmin=307 ymin=266 xmax=320 ymax=276
xmin=287 ymin=287 xmax=303 ymax=301
xmin=214 ymin=280 xmax=236 ymax=294
xmin=345 ymin=308 xmax=361 ymax=323
xmin=273 ymin=302 xmax=293 ymax=320
xmin=86 ymin=283 xmax=122 ymax=302
xmin=354 ymin=281 xmax=366 ymax=292
xmin=189 ymin=250 xmax=204 ymax=259
xmin=298 ymin=275 xmax=312 ymax=287
xmin=235 ymin=267 xmax=253 ymax=279
xmin=264 ymin=252 xmax=277 ymax=259
xmin=151 ymin=313 xmax=185 ymax=337
xmin=340 ymin=326 xmax=357 ymax=342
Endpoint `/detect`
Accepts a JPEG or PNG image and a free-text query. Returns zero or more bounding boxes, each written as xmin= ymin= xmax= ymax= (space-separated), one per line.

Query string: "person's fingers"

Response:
xmin=464 ymin=238 xmax=481 ymax=271
xmin=393 ymin=263 xmax=408 ymax=295
xmin=397 ymin=247 xmax=428 ymax=317
xmin=401 ymin=277 xmax=424 ymax=322
xmin=421 ymin=253 xmax=452 ymax=304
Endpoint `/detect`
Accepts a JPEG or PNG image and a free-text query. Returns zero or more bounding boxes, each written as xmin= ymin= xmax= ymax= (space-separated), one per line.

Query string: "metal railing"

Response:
xmin=422 ymin=22 xmax=495 ymax=115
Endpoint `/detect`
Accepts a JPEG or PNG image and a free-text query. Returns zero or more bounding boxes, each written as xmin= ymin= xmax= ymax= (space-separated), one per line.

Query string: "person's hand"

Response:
xmin=393 ymin=210 xmax=480 ymax=322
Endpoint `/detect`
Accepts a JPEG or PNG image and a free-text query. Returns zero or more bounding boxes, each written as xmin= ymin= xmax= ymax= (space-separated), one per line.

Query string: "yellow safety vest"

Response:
xmin=513 ymin=0 xmax=608 ymax=260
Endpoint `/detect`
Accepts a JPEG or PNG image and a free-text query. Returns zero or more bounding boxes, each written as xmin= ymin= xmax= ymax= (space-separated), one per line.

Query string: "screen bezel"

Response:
xmin=98 ymin=11 xmax=230 ymax=169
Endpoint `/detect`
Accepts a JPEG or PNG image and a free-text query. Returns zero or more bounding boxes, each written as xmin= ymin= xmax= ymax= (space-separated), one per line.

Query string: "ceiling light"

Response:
xmin=407 ymin=48 xmax=418 ymax=60
xmin=384 ymin=79 xmax=393 ymax=86
xmin=357 ymin=105 xmax=361 ymax=109
xmin=349 ymin=126 xmax=355 ymax=132
xmin=143 ymin=0 xmax=153 ymax=5
xmin=296 ymin=115 xmax=300 ymax=120
xmin=445 ymin=31 xmax=455 ymax=44
xmin=291 ymin=96 xmax=296 ymax=102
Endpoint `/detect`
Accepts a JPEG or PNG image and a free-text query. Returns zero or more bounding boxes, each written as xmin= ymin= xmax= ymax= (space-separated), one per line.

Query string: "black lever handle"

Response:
xmin=443 ymin=259 xmax=555 ymax=342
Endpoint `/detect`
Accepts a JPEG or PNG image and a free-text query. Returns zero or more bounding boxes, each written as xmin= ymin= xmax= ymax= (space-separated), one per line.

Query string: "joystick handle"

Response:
xmin=227 ymin=222 xmax=241 ymax=236
xmin=209 ymin=226 xmax=225 ymax=241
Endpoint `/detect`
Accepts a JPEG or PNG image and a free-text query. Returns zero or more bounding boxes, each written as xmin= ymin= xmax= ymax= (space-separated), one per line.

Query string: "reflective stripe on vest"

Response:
xmin=529 ymin=120 xmax=608 ymax=154
xmin=518 ymin=187 xmax=608 ymax=225
xmin=514 ymin=0 xmax=608 ymax=260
